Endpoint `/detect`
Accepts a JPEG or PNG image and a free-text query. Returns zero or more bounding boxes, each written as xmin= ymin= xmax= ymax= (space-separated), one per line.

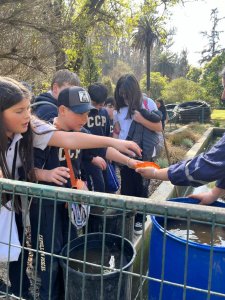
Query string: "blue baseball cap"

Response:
xmin=58 ymin=86 xmax=92 ymax=114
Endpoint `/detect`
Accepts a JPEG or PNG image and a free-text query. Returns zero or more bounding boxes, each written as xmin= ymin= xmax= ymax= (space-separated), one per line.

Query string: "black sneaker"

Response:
xmin=0 ymin=279 xmax=11 ymax=298
xmin=134 ymin=222 xmax=143 ymax=235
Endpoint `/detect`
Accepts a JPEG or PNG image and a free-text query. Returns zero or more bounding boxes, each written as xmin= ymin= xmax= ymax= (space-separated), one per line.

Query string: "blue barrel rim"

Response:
xmin=60 ymin=232 xmax=136 ymax=278
xmin=151 ymin=197 xmax=225 ymax=251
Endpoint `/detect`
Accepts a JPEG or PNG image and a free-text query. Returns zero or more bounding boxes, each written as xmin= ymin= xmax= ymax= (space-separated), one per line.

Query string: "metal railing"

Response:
xmin=1 ymin=178 xmax=225 ymax=300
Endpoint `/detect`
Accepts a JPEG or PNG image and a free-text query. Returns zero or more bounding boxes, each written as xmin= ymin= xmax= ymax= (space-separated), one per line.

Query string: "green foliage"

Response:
xmin=79 ymin=46 xmax=101 ymax=87
xmin=186 ymin=66 xmax=202 ymax=82
xmin=161 ymin=77 xmax=207 ymax=103
xmin=101 ymin=76 xmax=115 ymax=96
xmin=155 ymin=157 xmax=169 ymax=168
xmin=200 ymin=51 xmax=225 ymax=105
xmin=181 ymin=138 xmax=194 ymax=149
xmin=213 ymin=120 xmax=220 ymax=127
xmin=174 ymin=49 xmax=190 ymax=78
xmin=108 ymin=60 xmax=133 ymax=84
xmin=140 ymin=72 xmax=168 ymax=99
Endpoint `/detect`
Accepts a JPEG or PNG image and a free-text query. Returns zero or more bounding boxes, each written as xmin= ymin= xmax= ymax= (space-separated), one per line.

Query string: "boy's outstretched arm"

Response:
xmin=105 ymin=147 xmax=140 ymax=169
xmin=48 ymin=131 xmax=142 ymax=158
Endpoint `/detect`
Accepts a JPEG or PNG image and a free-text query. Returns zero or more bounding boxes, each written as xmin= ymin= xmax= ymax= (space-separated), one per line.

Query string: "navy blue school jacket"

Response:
xmin=83 ymin=107 xmax=110 ymax=161
xmin=168 ymin=132 xmax=225 ymax=189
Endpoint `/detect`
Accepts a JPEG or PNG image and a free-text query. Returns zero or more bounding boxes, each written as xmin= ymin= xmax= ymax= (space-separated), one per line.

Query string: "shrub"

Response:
xmin=155 ymin=157 xmax=169 ymax=168
xmin=181 ymin=138 xmax=194 ymax=149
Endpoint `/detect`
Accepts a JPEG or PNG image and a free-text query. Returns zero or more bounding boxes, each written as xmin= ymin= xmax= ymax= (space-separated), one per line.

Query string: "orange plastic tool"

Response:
xmin=134 ymin=161 xmax=160 ymax=169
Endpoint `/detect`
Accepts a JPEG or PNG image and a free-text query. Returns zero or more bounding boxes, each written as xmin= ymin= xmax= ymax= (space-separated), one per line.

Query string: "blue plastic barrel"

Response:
xmin=148 ymin=197 xmax=225 ymax=300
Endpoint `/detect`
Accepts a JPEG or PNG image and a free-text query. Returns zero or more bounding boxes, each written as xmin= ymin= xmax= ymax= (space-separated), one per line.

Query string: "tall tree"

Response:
xmin=174 ymin=49 xmax=189 ymax=78
xmin=132 ymin=15 xmax=162 ymax=91
xmin=200 ymin=8 xmax=225 ymax=65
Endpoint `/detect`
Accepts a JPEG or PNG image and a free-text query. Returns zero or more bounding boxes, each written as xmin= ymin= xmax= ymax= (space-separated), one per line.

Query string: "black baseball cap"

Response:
xmin=58 ymin=86 xmax=92 ymax=114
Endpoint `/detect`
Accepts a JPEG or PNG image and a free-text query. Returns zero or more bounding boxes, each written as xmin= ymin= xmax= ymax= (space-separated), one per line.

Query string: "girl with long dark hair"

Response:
xmin=114 ymin=74 xmax=162 ymax=235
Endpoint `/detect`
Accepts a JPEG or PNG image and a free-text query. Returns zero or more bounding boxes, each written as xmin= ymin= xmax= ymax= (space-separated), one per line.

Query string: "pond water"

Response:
xmin=69 ymin=244 xmax=128 ymax=274
xmin=165 ymin=219 xmax=225 ymax=246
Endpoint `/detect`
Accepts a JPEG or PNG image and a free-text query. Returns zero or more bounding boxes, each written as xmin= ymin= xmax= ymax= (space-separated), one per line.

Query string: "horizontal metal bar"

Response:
xmin=1 ymin=178 xmax=225 ymax=225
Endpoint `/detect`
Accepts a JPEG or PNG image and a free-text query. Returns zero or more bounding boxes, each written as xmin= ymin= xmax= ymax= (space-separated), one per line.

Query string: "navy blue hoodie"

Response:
xmin=33 ymin=92 xmax=58 ymax=122
xmin=83 ymin=107 xmax=110 ymax=161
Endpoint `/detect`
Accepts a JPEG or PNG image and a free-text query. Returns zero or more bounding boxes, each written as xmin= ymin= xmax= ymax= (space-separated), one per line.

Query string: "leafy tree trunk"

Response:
xmin=146 ymin=45 xmax=151 ymax=91
xmin=52 ymin=40 xmax=66 ymax=70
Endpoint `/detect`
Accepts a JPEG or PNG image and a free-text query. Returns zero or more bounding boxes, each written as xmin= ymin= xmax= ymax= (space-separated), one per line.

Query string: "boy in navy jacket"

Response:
xmin=83 ymin=83 xmax=111 ymax=192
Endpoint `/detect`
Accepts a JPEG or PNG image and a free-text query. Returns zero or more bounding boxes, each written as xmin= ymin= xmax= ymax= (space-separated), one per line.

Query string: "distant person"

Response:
xmin=33 ymin=69 xmax=81 ymax=121
xmin=142 ymin=93 xmax=157 ymax=111
xmin=156 ymin=98 xmax=168 ymax=130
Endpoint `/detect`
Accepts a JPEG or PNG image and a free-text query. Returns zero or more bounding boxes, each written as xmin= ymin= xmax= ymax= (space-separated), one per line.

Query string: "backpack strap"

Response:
xmin=31 ymin=101 xmax=58 ymax=109
xmin=64 ymin=149 xmax=78 ymax=189
xmin=143 ymin=99 xmax=149 ymax=110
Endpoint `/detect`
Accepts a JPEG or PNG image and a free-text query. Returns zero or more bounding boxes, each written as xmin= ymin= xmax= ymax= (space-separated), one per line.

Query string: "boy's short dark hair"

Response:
xmin=105 ymin=96 xmax=115 ymax=107
xmin=88 ymin=83 xmax=108 ymax=104
xmin=51 ymin=69 xmax=81 ymax=89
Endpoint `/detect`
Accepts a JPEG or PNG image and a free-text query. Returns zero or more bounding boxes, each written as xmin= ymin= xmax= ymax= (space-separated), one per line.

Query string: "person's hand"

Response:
xmin=126 ymin=158 xmax=141 ymax=169
xmin=92 ymin=156 xmax=107 ymax=170
xmin=45 ymin=167 xmax=70 ymax=185
xmin=135 ymin=167 xmax=155 ymax=179
xmin=133 ymin=110 xmax=145 ymax=124
xmin=188 ymin=191 xmax=218 ymax=206
xmin=114 ymin=140 xmax=142 ymax=158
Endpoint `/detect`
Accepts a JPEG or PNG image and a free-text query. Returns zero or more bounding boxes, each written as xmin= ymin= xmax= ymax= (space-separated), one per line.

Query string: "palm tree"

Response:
xmin=132 ymin=15 xmax=161 ymax=91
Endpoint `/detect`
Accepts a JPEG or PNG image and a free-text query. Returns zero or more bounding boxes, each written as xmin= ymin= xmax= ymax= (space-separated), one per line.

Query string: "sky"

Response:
xmin=168 ymin=0 xmax=225 ymax=66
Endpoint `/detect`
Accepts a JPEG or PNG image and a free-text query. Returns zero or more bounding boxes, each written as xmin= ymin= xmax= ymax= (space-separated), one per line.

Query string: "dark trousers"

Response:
xmin=83 ymin=161 xmax=105 ymax=192
xmin=120 ymin=166 xmax=150 ymax=223
xmin=30 ymin=200 xmax=77 ymax=300
xmin=9 ymin=212 xmax=30 ymax=296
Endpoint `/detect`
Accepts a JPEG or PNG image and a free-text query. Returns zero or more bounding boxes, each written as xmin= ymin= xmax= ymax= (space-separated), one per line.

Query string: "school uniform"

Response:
xmin=168 ymin=132 xmax=225 ymax=189
xmin=6 ymin=120 xmax=55 ymax=298
xmin=32 ymin=96 xmax=88 ymax=299
xmin=83 ymin=107 xmax=110 ymax=192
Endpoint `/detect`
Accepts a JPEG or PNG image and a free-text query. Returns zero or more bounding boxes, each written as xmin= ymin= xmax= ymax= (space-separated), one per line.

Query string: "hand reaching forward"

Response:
xmin=114 ymin=140 xmax=142 ymax=158
xmin=92 ymin=156 xmax=107 ymax=170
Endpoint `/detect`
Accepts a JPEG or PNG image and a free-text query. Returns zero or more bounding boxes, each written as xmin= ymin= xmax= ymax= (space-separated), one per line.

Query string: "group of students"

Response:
xmin=0 ymin=70 xmax=165 ymax=300
xmin=0 ymin=74 xmax=142 ymax=299
xmin=1 ymin=66 xmax=224 ymax=300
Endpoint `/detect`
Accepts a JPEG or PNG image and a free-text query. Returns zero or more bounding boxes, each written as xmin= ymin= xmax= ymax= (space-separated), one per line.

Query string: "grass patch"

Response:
xmin=159 ymin=123 xmax=211 ymax=164
xmin=211 ymin=109 xmax=225 ymax=120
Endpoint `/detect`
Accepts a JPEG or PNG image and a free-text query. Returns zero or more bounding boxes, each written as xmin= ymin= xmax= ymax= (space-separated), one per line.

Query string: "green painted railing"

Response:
xmin=1 ymin=178 xmax=225 ymax=300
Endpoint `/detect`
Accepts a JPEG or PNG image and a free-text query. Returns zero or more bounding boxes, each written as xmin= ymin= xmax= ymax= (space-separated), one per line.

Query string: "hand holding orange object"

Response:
xmin=134 ymin=161 xmax=160 ymax=169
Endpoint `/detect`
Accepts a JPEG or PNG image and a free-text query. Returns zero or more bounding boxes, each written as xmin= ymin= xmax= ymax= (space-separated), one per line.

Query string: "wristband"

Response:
xmin=153 ymin=168 xmax=157 ymax=179
xmin=126 ymin=157 xmax=132 ymax=168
